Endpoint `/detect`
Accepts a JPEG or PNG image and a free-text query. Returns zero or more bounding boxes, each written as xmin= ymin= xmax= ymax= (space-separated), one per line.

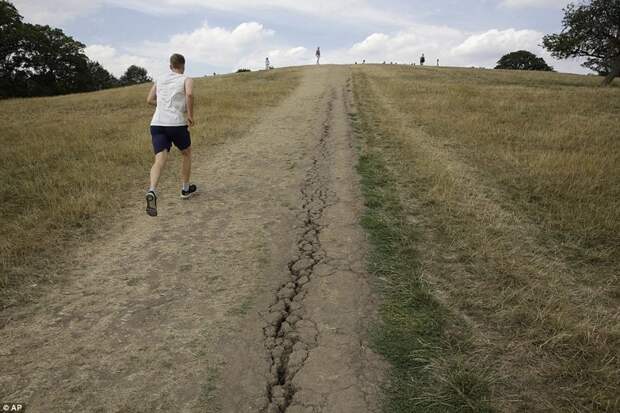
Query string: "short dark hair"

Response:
xmin=170 ymin=53 xmax=185 ymax=69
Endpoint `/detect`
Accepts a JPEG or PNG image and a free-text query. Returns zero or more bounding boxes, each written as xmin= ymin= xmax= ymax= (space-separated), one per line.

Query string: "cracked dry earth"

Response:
xmin=0 ymin=66 xmax=385 ymax=413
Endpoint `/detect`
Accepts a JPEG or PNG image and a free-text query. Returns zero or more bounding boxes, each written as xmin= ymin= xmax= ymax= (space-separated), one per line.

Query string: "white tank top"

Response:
xmin=151 ymin=72 xmax=188 ymax=126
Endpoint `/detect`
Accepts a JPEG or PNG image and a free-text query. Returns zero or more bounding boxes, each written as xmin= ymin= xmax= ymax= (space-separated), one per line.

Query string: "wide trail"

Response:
xmin=0 ymin=66 xmax=384 ymax=413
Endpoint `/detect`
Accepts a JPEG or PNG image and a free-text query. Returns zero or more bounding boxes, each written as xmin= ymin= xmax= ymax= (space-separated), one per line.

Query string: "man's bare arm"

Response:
xmin=146 ymin=83 xmax=157 ymax=105
xmin=185 ymin=77 xmax=194 ymax=126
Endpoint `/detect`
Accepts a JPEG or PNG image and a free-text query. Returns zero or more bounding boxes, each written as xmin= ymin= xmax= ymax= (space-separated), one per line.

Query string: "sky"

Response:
xmin=11 ymin=0 xmax=589 ymax=79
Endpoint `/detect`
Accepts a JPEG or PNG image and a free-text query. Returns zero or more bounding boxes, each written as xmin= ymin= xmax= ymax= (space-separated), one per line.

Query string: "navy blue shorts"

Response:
xmin=150 ymin=125 xmax=191 ymax=154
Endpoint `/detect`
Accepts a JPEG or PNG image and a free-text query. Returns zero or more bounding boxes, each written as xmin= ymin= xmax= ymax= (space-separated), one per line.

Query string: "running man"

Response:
xmin=145 ymin=53 xmax=196 ymax=217
xmin=316 ymin=47 xmax=321 ymax=64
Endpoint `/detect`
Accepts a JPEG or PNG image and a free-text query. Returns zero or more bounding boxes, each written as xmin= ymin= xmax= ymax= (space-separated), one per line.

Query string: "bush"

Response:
xmin=495 ymin=50 xmax=553 ymax=71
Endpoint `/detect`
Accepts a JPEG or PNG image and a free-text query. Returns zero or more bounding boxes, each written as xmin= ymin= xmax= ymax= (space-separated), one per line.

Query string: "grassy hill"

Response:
xmin=0 ymin=68 xmax=302 ymax=305
xmin=351 ymin=65 xmax=619 ymax=411
xmin=1 ymin=64 xmax=618 ymax=411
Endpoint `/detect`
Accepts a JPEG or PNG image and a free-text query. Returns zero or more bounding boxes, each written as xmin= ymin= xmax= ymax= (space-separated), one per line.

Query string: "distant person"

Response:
xmin=362 ymin=59 xmax=366 ymax=64
xmin=420 ymin=53 xmax=425 ymax=66
xmin=437 ymin=58 xmax=440 ymax=66
xmin=145 ymin=53 xmax=196 ymax=217
xmin=265 ymin=57 xmax=270 ymax=70
xmin=316 ymin=47 xmax=321 ymax=64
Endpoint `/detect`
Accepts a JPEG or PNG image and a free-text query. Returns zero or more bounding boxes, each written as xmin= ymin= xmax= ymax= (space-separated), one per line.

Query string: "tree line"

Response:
xmin=0 ymin=0 xmax=151 ymax=98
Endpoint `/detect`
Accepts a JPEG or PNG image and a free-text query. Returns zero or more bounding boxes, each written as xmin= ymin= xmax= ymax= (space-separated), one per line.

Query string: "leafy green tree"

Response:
xmin=1 ymin=0 xmax=120 ymax=97
xmin=120 ymin=65 xmax=151 ymax=86
xmin=495 ymin=50 xmax=554 ymax=71
xmin=543 ymin=0 xmax=620 ymax=86
xmin=17 ymin=23 xmax=92 ymax=95
xmin=85 ymin=61 xmax=119 ymax=91
xmin=2 ymin=0 xmax=90 ymax=96
xmin=0 ymin=0 xmax=25 ymax=97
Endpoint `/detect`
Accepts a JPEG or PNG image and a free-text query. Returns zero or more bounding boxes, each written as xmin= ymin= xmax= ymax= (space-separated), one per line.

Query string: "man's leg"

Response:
xmin=179 ymin=146 xmax=198 ymax=199
xmin=146 ymin=127 xmax=171 ymax=217
xmin=181 ymin=146 xmax=191 ymax=187
xmin=149 ymin=150 xmax=169 ymax=191
xmin=146 ymin=150 xmax=168 ymax=217
xmin=172 ymin=126 xmax=196 ymax=199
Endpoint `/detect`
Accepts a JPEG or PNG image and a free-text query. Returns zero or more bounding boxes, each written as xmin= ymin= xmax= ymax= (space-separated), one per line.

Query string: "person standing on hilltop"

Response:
xmin=420 ymin=53 xmax=426 ymax=66
xmin=265 ymin=57 xmax=270 ymax=70
xmin=316 ymin=47 xmax=321 ymax=64
xmin=145 ymin=53 xmax=196 ymax=217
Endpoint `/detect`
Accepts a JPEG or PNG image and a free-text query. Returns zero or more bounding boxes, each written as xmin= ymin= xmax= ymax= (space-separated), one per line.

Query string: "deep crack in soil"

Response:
xmin=0 ymin=67 xmax=385 ymax=413
xmin=263 ymin=94 xmax=336 ymax=413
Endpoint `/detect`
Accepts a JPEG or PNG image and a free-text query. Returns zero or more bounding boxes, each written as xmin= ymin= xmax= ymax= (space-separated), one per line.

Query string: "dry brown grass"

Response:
xmin=352 ymin=65 xmax=619 ymax=411
xmin=0 ymin=68 xmax=301 ymax=306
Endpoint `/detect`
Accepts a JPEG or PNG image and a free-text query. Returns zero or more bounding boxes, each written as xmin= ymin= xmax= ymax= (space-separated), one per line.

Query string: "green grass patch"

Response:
xmin=351 ymin=89 xmax=495 ymax=412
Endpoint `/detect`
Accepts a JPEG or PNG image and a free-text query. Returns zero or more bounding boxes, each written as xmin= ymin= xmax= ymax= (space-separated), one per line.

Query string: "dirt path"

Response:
xmin=0 ymin=66 xmax=385 ymax=413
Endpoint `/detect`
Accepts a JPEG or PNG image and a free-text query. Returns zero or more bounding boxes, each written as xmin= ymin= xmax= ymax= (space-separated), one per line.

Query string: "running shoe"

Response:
xmin=180 ymin=184 xmax=197 ymax=199
xmin=146 ymin=191 xmax=157 ymax=217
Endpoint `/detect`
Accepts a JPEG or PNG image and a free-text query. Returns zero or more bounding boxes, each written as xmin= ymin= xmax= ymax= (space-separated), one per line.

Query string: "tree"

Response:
xmin=0 ymin=0 xmax=25 ymax=97
xmin=495 ymin=50 xmax=554 ymax=71
xmin=17 ymin=23 xmax=92 ymax=96
xmin=120 ymin=65 xmax=150 ymax=86
xmin=543 ymin=0 xmax=620 ymax=86
xmin=1 ymin=0 xmax=121 ymax=97
xmin=1 ymin=0 xmax=108 ymax=97
xmin=84 ymin=61 xmax=119 ymax=91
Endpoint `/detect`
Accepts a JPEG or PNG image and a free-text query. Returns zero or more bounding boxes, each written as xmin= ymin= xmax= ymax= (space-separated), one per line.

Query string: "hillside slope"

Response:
xmin=352 ymin=65 xmax=619 ymax=412
xmin=1 ymin=65 xmax=618 ymax=412
xmin=0 ymin=69 xmax=301 ymax=305
xmin=0 ymin=66 xmax=386 ymax=413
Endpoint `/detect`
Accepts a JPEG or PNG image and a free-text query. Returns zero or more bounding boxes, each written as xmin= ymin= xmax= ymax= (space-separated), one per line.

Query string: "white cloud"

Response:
xmin=451 ymin=28 xmax=543 ymax=61
xmin=140 ymin=21 xmax=275 ymax=69
xmin=20 ymin=0 xmax=589 ymax=76
xmin=239 ymin=46 xmax=312 ymax=70
xmin=452 ymin=28 xmax=587 ymax=72
xmin=86 ymin=21 xmax=308 ymax=77
xmin=499 ymin=0 xmax=571 ymax=9
xmin=329 ymin=25 xmax=467 ymax=66
xmin=84 ymin=44 xmax=158 ymax=78
xmin=129 ymin=0 xmax=412 ymax=26
xmin=12 ymin=0 xmax=103 ymax=24
xmin=348 ymin=25 xmax=464 ymax=61
xmin=326 ymin=26 xmax=587 ymax=74
xmin=12 ymin=0 xmax=412 ymax=26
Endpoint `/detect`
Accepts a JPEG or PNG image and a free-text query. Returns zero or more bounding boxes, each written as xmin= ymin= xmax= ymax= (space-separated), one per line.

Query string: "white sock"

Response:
xmin=148 ymin=187 xmax=156 ymax=194
xmin=182 ymin=183 xmax=189 ymax=191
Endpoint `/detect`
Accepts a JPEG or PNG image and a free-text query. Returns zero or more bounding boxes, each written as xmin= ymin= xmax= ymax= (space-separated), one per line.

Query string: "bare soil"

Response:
xmin=0 ymin=66 xmax=385 ymax=413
